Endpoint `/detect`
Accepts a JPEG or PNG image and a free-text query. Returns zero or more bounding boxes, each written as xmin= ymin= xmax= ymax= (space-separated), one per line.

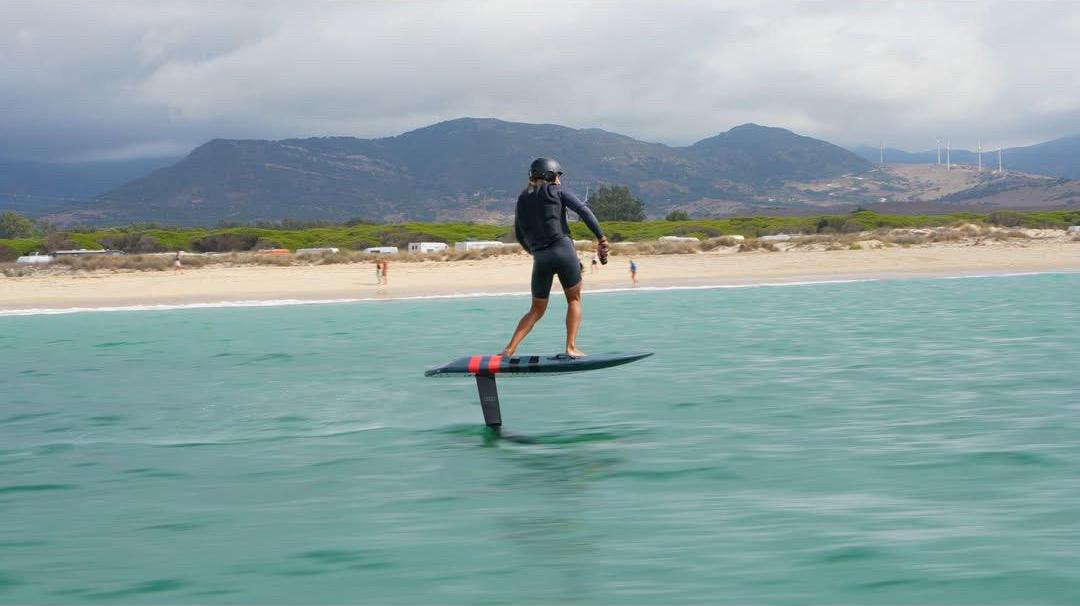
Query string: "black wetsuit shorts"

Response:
xmin=531 ymin=236 xmax=581 ymax=299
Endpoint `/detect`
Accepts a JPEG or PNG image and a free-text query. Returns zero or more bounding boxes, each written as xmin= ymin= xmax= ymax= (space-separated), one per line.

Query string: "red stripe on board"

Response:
xmin=467 ymin=355 xmax=482 ymax=374
xmin=487 ymin=355 xmax=503 ymax=374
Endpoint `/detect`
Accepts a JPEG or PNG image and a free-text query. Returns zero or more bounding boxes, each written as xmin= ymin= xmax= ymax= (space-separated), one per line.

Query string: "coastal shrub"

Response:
xmin=881 ymin=233 xmax=928 ymax=246
xmin=699 ymin=236 xmax=740 ymax=251
xmin=348 ymin=239 xmax=379 ymax=250
xmin=0 ymin=245 xmax=18 ymax=262
xmin=737 ymin=239 xmax=778 ymax=252
xmin=1 ymin=265 xmax=37 ymax=277
xmin=0 ymin=238 xmax=44 ymax=255
xmin=54 ymin=255 xmax=171 ymax=272
xmin=929 ymin=230 xmax=965 ymax=242
xmin=44 ymin=232 xmax=78 ymax=252
xmin=192 ymin=233 xmax=259 ymax=252
xmin=672 ymin=224 xmax=721 ymax=238
xmin=986 ymin=229 xmax=1030 ymax=241
xmin=815 ymin=216 xmax=845 ymax=233
xmin=98 ymin=233 xmax=167 ymax=254
xmin=250 ymin=253 xmax=293 ymax=266
xmin=0 ymin=212 xmax=35 ymax=239
xmin=373 ymin=226 xmax=448 ymax=248
xmin=312 ymin=251 xmax=363 ymax=265
xmin=791 ymin=234 xmax=858 ymax=247
xmin=655 ymin=241 xmax=699 ymax=255
xmin=666 ymin=210 xmax=690 ymax=221
xmin=252 ymin=237 xmax=282 ymax=250
xmin=987 ymin=211 xmax=1027 ymax=227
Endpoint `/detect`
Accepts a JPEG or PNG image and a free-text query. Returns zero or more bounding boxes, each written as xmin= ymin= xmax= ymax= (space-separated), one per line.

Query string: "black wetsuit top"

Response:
xmin=514 ymin=184 xmax=604 ymax=299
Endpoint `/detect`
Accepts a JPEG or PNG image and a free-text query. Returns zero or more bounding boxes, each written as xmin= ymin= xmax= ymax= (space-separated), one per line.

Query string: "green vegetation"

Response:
xmin=665 ymin=210 xmax=690 ymax=221
xmin=587 ymin=185 xmax=647 ymax=222
xmin=0 ymin=212 xmax=36 ymax=239
xmin=2 ymin=209 xmax=1079 ymax=258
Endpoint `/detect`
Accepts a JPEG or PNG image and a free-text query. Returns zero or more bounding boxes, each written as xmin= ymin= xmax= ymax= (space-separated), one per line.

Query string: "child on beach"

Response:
xmin=629 ymin=259 xmax=637 ymax=285
xmin=174 ymin=250 xmax=183 ymax=274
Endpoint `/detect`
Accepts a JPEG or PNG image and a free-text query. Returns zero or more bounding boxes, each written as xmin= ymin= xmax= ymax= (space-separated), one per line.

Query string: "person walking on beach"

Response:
xmin=380 ymin=259 xmax=389 ymax=285
xmin=629 ymin=259 xmax=638 ymax=285
xmin=173 ymin=250 xmax=184 ymax=274
xmin=375 ymin=259 xmax=383 ymax=284
xmin=501 ymin=158 xmax=609 ymax=358
xmin=591 ymin=255 xmax=599 ymax=273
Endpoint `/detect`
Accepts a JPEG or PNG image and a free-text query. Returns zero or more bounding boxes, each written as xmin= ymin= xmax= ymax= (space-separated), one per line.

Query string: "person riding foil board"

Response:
xmin=501 ymin=158 xmax=610 ymax=358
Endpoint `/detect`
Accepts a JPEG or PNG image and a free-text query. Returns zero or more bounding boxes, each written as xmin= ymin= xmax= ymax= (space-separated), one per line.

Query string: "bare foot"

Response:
xmin=499 ymin=348 xmax=514 ymax=357
xmin=564 ymin=346 xmax=586 ymax=358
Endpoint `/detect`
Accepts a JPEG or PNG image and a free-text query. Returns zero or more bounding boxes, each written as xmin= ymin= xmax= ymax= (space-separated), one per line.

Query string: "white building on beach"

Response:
xmin=454 ymin=241 xmax=503 ymax=251
xmin=364 ymin=246 xmax=399 ymax=254
xmin=408 ymin=242 xmax=449 ymax=253
xmin=16 ymin=252 xmax=53 ymax=264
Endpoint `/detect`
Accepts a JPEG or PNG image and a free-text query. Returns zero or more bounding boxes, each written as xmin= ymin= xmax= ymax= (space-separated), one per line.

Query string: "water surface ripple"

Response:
xmin=1 ymin=274 xmax=1078 ymax=603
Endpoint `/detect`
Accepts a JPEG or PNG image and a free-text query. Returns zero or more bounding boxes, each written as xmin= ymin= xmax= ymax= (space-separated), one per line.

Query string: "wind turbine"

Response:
xmin=946 ymin=139 xmax=951 ymax=171
xmin=936 ymin=138 xmax=942 ymax=165
xmin=978 ymin=140 xmax=982 ymax=172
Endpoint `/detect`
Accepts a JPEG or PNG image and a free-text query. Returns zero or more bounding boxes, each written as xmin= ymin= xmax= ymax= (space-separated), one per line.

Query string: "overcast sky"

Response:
xmin=3 ymin=0 xmax=1079 ymax=162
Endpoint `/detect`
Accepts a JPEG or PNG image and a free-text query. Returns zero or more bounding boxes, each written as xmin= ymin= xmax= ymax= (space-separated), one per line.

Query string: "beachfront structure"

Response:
xmin=454 ymin=241 xmax=503 ymax=251
xmin=760 ymin=234 xmax=793 ymax=242
xmin=295 ymin=247 xmax=340 ymax=255
xmin=52 ymin=249 xmax=123 ymax=257
xmin=408 ymin=242 xmax=449 ymax=253
xmin=16 ymin=252 xmax=53 ymax=264
xmin=1068 ymin=226 xmax=1080 ymax=234
xmin=658 ymin=236 xmax=699 ymax=242
xmin=364 ymin=246 xmax=399 ymax=254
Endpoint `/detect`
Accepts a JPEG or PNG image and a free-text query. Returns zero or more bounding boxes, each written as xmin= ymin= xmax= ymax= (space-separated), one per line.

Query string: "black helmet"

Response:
xmin=529 ymin=157 xmax=563 ymax=181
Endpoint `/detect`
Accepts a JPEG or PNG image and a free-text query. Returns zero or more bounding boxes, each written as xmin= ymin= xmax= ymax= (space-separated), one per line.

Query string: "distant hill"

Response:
xmin=0 ymin=156 xmax=181 ymax=216
xmin=53 ymin=119 xmax=872 ymax=226
xmin=851 ymin=135 xmax=1080 ymax=178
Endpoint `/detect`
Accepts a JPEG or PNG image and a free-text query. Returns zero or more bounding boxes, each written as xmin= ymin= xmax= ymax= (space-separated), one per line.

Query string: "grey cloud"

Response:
xmin=1 ymin=0 xmax=1078 ymax=161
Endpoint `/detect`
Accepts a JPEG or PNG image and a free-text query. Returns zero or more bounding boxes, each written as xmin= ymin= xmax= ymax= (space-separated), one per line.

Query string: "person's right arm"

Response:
xmin=560 ymin=189 xmax=609 ymax=264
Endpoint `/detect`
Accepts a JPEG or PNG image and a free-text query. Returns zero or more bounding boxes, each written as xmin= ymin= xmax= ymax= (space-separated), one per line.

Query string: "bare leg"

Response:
xmin=501 ymin=297 xmax=548 ymax=356
xmin=563 ymin=282 xmax=585 ymax=357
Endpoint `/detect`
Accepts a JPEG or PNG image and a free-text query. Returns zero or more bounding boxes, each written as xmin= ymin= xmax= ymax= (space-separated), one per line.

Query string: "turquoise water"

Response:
xmin=2 ymin=273 xmax=1079 ymax=604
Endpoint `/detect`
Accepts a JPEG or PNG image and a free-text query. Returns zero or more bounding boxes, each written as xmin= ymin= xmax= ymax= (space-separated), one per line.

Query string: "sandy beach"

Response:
xmin=2 ymin=234 xmax=1078 ymax=312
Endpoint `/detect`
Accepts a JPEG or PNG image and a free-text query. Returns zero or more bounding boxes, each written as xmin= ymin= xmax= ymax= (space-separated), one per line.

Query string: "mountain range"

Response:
xmin=1 ymin=118 xmax=1078 ymax=226
xmin=38 ymin=119 xmax=872 ymax=225
xmin=0 ymin=156 xmax=179 ymax=216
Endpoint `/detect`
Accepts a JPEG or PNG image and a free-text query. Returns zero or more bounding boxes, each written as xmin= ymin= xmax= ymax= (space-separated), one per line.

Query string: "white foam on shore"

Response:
xmin=0 ymin=271 xmax=1074 ymax=317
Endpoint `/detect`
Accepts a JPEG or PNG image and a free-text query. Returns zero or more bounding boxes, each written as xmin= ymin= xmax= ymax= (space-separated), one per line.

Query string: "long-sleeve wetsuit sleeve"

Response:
xmin=559 ymin=189 xmax=605 ymax=239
